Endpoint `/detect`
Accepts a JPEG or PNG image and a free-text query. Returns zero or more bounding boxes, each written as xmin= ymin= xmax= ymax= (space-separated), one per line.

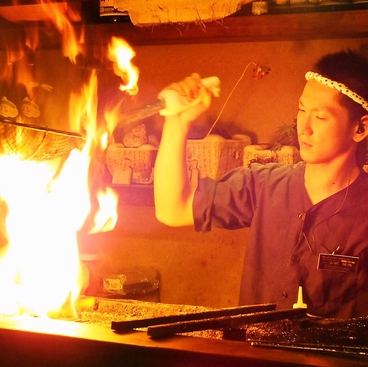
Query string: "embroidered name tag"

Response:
xmin=317 ymin=253 xmax=359 ymax=273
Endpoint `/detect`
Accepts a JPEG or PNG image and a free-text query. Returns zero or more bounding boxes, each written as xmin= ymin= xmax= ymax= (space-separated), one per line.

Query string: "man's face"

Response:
xmin=297 ymin=79 xmax=358 ymax=165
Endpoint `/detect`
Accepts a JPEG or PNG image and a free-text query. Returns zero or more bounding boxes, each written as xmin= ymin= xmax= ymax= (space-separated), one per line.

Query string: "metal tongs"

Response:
xmin=114 ymin=76 xmax=220 ymax=128
xmin=111 ymin=303 xmax=307 ymax=339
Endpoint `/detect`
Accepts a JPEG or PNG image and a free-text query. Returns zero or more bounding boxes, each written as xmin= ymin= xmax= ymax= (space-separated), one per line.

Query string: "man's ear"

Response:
xmin=354 ymin=115 xmax=368 ymax=142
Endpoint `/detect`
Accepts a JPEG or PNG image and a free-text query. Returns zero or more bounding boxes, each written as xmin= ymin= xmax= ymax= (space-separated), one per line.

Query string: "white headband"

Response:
xmin=305 ymin=71 xmax=368 ymax=112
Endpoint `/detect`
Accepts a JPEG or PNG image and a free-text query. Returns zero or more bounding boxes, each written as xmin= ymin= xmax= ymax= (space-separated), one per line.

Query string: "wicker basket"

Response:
xmin=106 ymin=135 xmax=252 ymax=184
xmin=106 ymin=144 xmax=158 ymax=184
xmin=243 ymin=145 xmax=302 ymax=168
xmin=187 ymin=135 xmax=251 ymax=180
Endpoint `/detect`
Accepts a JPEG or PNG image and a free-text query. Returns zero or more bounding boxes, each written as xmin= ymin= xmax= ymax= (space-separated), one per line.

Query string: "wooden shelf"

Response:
xmin=88 ymin=9 xmax=368 ymax=46
xmin=0 ymin=5 xmax=367 ymax=48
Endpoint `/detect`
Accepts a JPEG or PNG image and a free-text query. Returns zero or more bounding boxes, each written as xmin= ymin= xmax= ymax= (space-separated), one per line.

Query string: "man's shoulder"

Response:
xmin=249 ymin=160 xmax=305 ymax=178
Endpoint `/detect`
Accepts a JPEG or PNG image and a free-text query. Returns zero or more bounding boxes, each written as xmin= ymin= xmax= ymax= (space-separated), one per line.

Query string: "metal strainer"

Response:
xmin=0 ymin=118 xmax=86 ymax=161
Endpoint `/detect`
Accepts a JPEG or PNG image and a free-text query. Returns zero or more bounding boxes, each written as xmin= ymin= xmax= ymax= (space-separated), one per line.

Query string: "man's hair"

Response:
xmin=312 ymin=49 xmax=368 ymax=121
xmin=312 ymin=49 xmax=368 ymax=167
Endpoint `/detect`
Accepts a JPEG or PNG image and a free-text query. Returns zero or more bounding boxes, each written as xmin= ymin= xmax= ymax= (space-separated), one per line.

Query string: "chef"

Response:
xmin=154 ymin=49 xmax=368 ymax=319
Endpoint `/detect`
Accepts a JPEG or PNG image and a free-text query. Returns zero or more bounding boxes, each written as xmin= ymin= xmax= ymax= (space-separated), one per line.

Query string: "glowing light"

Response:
xmin=0 ymin=3 xmax=139 ymax=319
xmin=108 ymin=37 xmax=139 ymax=95
xmin=89 ymin=188 xmax=119 ymax=234
xmin=0 ymin=65 xmax=118 ymax=319
xmin=0 ymin=154 xmax=88 ymax=317
xmin=39 ymin=0 xmax=84 ymax=63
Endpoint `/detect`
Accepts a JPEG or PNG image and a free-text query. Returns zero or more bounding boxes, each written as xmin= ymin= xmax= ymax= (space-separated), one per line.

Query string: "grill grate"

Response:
xmin=0 ymin=118 xmax=85 ymax=161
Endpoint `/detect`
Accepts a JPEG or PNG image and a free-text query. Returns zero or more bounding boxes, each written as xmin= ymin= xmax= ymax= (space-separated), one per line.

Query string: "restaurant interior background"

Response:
xmin=0 ymin=2 xmax=367 ymax=310
xmin=82 ymin=37 xmax=368 ymax=309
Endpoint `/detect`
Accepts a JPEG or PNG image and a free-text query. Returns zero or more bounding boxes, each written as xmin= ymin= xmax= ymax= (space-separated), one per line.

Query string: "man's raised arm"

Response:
xmin=154 ymin=74 xmax=212 ymax=227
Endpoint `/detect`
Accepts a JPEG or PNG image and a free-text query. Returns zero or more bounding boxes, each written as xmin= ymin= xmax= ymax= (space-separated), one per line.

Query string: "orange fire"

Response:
xmin=39 ymin=0 xmax=84 ymax=63
xmin=108 ymin=37 xmax=139 ymax=95
xmin=0 ymin=5 xmax=139 ymax=318
xmin=0 ymin=154 xmax=90 ymax=317
xmin=90 ymin=188 xmax=119 ymax=234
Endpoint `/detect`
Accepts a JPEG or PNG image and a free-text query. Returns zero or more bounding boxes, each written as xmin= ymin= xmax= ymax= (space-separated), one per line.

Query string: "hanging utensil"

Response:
xmin=0 ymin=117 xmax=86 ymax=161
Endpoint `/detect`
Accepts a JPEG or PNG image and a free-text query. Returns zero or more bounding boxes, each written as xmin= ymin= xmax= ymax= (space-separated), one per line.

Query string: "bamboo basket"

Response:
xmin=106 ymin=143 xmax=158 ymax=184
xmin=243 ymin=145 xmax=302 ymax=168
xmin=187 ymin=135 xmax=251 ymax=180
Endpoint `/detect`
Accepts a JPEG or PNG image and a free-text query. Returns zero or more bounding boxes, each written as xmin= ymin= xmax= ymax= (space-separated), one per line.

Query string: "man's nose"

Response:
xmin=297 ymin=114 xmax=312 ymax=135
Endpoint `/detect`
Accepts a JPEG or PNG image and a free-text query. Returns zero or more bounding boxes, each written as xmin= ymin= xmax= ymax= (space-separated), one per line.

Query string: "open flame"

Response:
xmin=0 ymin=154 xmax=89 ymax=317
xmin=0 ymin=4 xmax=139 ymax=318
xmin=90 ymin=188 xmax=119 ymax=234
xmin=40 ymin=0 xmax=84 ymax=63
xmin=108 ymin=37 xmax=139 ymax=95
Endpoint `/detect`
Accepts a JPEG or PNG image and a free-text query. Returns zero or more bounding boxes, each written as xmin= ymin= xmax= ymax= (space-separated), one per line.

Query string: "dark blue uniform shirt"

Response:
xmin=193 ymin=161 xmax=368 ymax=318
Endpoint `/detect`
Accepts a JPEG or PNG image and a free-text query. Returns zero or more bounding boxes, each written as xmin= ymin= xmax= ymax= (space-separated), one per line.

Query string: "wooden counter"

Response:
xmin=0 ymin=316 xmax=367 ymax=367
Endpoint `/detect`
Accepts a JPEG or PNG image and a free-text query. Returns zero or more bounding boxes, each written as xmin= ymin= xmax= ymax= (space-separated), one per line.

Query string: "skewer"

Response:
xmin=146 ymin=308 xmax=307 ymax=339
xmin=111 ymin=303 xmax=276 ymax=332
xmin=114 ymin=76 xmax=220 ymax=128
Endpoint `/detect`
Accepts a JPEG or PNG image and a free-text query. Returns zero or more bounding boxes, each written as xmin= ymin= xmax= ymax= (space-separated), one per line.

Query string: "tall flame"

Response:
xmin=39 ymin=0 xmax=84 ymax=63
xmin=0 ymin=153 xmax=89 ymax=317
xmin=0 ymin=9 xmax=142 ymax=318
xmin=0 ymin=70 xmax=121 ymax=318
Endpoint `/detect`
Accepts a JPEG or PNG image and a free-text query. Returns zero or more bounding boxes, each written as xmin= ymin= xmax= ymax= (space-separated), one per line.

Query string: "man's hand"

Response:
xmin=158 ymin=73 xmax=212 ymax=127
